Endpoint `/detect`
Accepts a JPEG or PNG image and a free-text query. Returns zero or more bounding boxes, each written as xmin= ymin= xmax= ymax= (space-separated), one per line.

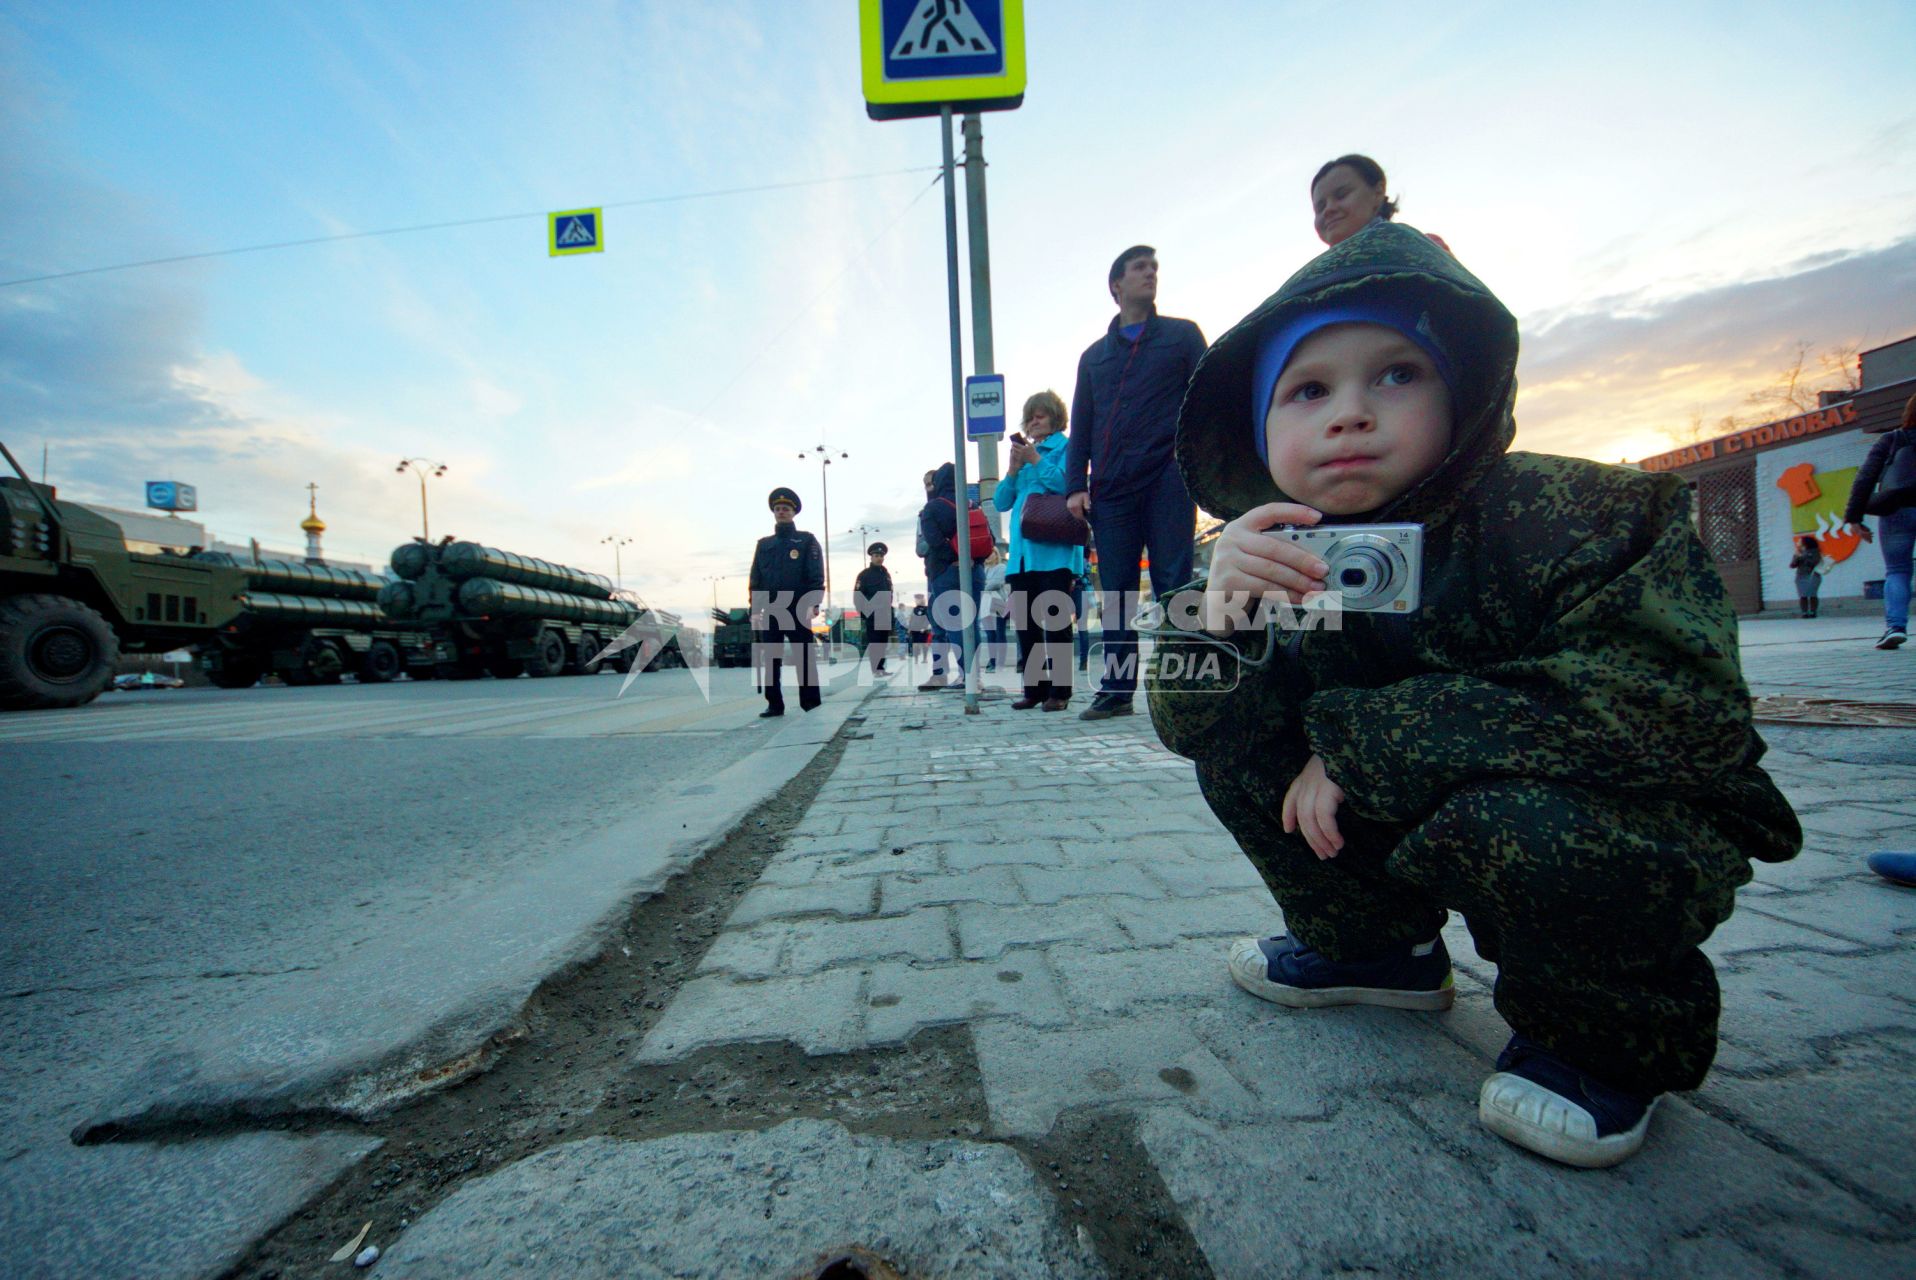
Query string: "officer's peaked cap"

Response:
xmin=768 ymin=487 xmax=801 ymax=513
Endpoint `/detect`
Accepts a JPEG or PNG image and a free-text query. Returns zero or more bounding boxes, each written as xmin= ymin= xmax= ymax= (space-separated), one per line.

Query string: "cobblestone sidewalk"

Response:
xmin=627 ymin=623 xmax=1916 ymax=1277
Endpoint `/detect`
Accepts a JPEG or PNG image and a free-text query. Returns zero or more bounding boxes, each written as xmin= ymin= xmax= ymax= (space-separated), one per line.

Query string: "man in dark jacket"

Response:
xmin=916 ymin=462 xmax=980 ymax=691
xmin=749 ymin=487 xmax=824 ymax=716
xmin=1065 ymin=244 xmax=1208 ymax=720
xmin=853 ymin=542 xmax=895 ymax=674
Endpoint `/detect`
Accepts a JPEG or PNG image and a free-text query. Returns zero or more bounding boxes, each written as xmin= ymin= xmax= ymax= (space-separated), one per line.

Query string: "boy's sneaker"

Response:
xmin=1479 ymin=1034 xmax=1658 ymax=1169
xmin=1226 ymin=933 xmax=1454 ymax=1011
xmin=1866 ymin=851 xmax=1916 ymax=887
xmin=1877 ymin=628 xmax=1908 ymax=650
xmin=1078 ymin=694 xmax=1134 ymax=721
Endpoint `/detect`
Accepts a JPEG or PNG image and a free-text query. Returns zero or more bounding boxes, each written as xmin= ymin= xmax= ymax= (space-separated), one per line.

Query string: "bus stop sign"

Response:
xmin=965 ymin=374 xmax=1006 ymax=439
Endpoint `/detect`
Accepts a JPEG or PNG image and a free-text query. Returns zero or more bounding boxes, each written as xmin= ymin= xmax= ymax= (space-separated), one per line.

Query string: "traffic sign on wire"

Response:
xmin=548 ymin=208 xmax=603 ymax=257
xmin=860 ymin=0 xmax=1026 ymax=122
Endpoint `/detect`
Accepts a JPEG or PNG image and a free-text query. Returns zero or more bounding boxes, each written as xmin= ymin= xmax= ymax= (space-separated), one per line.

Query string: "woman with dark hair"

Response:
xmin=1311 ymin=154 xmax=1449 ymax=252
xmin=1843 ymin=392 xmax=1916 ymax=650
xmin=1788 ymin=535 xmax=1826 ymax=619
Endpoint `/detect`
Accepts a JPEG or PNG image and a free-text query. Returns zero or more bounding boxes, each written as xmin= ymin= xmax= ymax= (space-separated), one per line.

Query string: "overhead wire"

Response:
xmin=698 ymin=169 xmax=945 ymax=428
xmin=0 ymin=165 xmax=941 ymax=289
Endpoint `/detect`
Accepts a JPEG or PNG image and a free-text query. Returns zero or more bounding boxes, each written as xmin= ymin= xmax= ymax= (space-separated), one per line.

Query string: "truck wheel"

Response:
xmin=0 ymin=593 xmax=120 ymax=710
xmin=525 ymin=629 xmax=567 ymax=678
xmin=644 ymin=635 xmax=682 ymax=672
xmin=486 ymin=655 xmax=525 ymax=679
xmin=208 ymin=654 xmax=263 ymax=689
xmin=571 ymin=633 xmax=603 ymax=674
xmin=360 ymin=640 xmax=402 ymax=684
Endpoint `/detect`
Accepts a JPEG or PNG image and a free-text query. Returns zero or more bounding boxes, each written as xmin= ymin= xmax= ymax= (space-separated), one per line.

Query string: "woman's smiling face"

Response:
xmin=1312 ymin=164 xmax=1386 ymax=246
xmin=1263 ymin=323 xmax=1453 ymax=515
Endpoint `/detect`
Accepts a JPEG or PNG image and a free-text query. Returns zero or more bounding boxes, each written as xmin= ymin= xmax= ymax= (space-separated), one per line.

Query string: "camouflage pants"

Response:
xmin=1195 ymin=760 xmax=1751 ymax=1095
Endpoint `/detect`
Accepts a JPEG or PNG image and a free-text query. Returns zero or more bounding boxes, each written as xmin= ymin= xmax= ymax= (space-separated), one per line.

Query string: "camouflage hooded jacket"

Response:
xmin=1147 ymin=222 xmax=1798 ymax=859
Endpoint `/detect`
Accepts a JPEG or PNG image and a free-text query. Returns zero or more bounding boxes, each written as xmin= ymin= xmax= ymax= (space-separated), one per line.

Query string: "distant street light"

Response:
xmin=801 ymin=445 xmax=849 ymax=608
xmin=705 ymin=574 xmax=728 ymax=611
xmin=602 ymin=534 xmax=633 ymax=589
xmin=396 ymin=458 xmax=448 ymax=541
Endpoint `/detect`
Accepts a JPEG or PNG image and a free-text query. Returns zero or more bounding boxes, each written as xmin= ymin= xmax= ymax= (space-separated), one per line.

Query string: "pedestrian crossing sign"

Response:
xmin=548 ymin=208 xmax=603 ymax=257
xmin=860 ymin=0 xmax=1025 ymax=122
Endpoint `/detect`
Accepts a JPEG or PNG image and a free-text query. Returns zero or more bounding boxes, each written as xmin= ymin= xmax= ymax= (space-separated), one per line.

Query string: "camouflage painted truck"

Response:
xmin=709 ymin=606 xmax=752 ymax=667
xmin=191 ymin=552 xmax=447 ymax=688
xmin=377 ymin=539 xmax=683 ymax=679
xmin=0 ymin=440 xmax=248 ymax=711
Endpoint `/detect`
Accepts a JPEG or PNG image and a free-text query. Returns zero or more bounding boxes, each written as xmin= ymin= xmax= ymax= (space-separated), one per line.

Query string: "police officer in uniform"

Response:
xmin=853 ymin=542 xmax=895 ymax=675
xmin=749 ymin=487 xmax=825 ymax=717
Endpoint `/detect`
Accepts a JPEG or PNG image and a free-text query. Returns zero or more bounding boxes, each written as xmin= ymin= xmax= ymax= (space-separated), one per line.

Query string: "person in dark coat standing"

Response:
xmin=1843 ymin=393 xmax=1916 ymax=650
xmin=749 ymin=487 xmax=824 ymax=716
xmin=1065 ymin=244 xmax=1208 ymax=720
xmin=916 ymin=461 xmax=984 ymax=691
xmin=854 ymin=542 xmax=895 ymax=674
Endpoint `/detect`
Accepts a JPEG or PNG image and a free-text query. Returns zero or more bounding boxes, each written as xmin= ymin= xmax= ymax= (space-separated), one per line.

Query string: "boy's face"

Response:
xmin=1263 ymin=323 xmax=1452 ymax=516
xmin=772 ymin=501 xmax=796 ymax=523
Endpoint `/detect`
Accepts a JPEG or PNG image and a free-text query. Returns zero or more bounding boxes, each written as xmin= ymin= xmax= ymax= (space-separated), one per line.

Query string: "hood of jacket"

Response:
xmin=931 ymin=462 xmax=957 ymax=500
xmin=1176 ymin=221 xmax=1518 ymax=529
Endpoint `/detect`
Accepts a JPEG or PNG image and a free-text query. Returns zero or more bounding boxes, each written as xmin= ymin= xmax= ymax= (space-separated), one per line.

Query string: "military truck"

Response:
xmin=0 ymin=440 xmax=248 ymax=710
xmin=191 ymin=552 xmax=447 ymax=688
xmin=709 ymin=606 xmax=752 ymax=667
xmin=377 ymin=539 xmax=683 ymax=679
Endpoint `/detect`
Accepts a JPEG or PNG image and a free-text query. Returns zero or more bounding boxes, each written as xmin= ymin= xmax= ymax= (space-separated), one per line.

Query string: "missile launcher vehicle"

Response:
xmin=381 ymin=539 xmax=683 ymax=679
xmin=0 ymin=439 xmax=248 ymax=710
xmin=709 ymin=606 xmax=753 ymax=668
xmin=191 ymin=552 xmax=447 ymax=688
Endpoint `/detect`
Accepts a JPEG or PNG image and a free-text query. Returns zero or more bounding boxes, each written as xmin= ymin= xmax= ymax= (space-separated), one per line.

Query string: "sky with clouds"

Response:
xmin=2 ymin=0 xmax=1913 ymax=616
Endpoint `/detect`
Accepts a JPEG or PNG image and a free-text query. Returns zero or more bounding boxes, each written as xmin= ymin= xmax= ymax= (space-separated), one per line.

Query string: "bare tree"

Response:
xmin=1744 ymin=339 xmax=1863 ymax=420
xmin=1664 ymin=406 xmax=1742 ymax=448
xmin=1817 ymin=341 xmax=1863 ymax=395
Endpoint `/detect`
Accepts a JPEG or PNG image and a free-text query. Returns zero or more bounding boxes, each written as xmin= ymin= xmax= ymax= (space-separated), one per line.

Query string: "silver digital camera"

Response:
xmin=1281 ymin=522 xmax=1424 ymax=614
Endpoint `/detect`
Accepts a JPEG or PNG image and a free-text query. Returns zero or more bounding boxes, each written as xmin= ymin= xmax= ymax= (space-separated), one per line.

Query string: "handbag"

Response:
xmin=1020 ymin=492 xmax=1091 ymax=547
xmin=1865 ymin=429 xmax=1916 ymax=516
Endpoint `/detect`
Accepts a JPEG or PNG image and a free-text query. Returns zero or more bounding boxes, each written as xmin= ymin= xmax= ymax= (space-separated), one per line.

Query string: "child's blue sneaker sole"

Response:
xmin=1227 ymin=936 xmax=1455 ymax=1011
xmin=1479 ymin=1073 xmax=1657 ymax=1169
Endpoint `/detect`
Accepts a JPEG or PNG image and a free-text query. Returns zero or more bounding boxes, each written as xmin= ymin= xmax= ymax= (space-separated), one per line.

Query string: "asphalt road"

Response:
xmin=0 ymin=660 xmax=867 ymax=1278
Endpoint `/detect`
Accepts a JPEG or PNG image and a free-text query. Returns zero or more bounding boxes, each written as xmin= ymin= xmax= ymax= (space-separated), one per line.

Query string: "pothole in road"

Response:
xmin=203 ymin=715 xmax=1208 ymax=1280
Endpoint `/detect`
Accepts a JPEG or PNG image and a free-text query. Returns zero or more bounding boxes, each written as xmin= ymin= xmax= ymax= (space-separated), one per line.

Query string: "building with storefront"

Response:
xmin=1635 ymin=333 xmax=1915 ymax=615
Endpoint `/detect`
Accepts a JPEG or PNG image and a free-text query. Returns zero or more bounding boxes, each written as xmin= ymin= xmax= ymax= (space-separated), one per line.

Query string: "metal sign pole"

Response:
xmin=940 ymin=105 xmax=979 ymax=715
xmin=961 ymin=113 xmax=1000 ymax=536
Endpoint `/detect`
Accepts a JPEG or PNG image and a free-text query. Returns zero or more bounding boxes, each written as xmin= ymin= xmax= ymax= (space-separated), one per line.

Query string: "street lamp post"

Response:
xmin=704 ymin=574 xmax=726 ymax=611
xmin=602 ymin=534 xmax=633 ymax=590
xmin=395 ymin=458 xmax=447 ymax=541
xmin=800 ymin=446 xmax=848 ymax=610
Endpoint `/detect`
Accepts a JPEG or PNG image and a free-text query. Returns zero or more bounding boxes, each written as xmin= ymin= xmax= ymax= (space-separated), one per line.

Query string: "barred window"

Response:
xmin=1693 ymin=465 xmax=1758 ymax=563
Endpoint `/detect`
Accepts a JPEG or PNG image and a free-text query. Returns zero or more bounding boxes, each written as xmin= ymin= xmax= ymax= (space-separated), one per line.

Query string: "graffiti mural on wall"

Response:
xmin=1775 ymin=462 xmax=1863 ymax=562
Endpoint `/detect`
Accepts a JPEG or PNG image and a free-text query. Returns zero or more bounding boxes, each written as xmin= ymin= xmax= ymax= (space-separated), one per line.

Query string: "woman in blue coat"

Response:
xmin=996 ymin=390 xmax=1089 ymax=710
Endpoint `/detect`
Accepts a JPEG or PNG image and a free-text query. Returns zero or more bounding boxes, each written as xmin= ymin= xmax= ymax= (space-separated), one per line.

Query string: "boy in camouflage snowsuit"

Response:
xmin=1146 ymin=221 xmax=1800 ymax=1168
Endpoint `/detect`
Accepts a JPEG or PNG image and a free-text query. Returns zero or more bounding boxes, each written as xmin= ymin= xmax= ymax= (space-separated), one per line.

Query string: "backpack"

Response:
xmin=938 ymin=497 xmax=996 ymax=561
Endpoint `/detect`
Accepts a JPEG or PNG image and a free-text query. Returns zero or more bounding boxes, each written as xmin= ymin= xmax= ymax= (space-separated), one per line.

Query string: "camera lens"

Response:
xmin=1324 ymin=540 xmax=1400 ymax=608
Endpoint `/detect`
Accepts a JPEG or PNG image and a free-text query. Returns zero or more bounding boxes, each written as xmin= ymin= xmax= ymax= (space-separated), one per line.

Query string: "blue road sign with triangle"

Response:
xmin=548 ymin=207 xmax=604 ymax=257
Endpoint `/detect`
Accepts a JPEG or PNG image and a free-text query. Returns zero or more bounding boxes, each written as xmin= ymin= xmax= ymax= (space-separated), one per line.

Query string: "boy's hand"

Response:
xmin=1203 ymin=502 xmax=1329 ymax=634
xmin=1282 ymin=754 xmax=1346 ymax=859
